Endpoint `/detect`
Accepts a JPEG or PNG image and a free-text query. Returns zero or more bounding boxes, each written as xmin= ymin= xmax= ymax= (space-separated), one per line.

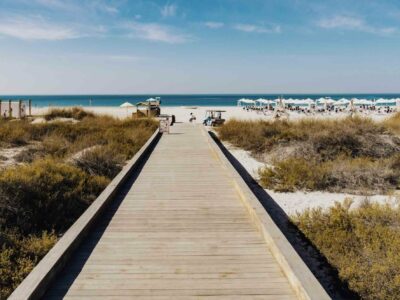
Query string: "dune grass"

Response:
xmin=218 ymin=114 xmax=400 ymax=298
xmin=0 ymin=108 xmax=158 ymax=298
xmin=293 ymin=200 xmax=400 ymax=300
xmin=218 ymin=115 xmax=400 ymax=193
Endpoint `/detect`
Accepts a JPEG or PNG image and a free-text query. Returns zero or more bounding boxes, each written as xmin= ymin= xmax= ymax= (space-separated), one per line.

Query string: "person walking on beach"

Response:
xmin=189 ymin=113 xmax=196 ymax=123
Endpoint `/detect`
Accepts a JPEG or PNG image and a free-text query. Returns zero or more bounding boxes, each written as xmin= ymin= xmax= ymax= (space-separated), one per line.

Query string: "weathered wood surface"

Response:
xmin=39 ymin=123 xmax=326 ymax=299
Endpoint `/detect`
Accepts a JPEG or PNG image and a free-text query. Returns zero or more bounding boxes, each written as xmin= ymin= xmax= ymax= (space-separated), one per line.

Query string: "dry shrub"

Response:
xmin=0 ymin=110 xmax=158 ymax=297
xmin=383 ymin=112 xmax=400 ymax=134
xmin=259 ymin=156 xmax=399 ymax=194
xmin=0 ymin=121 xmax=30 ymax=146
xmin=219 ymin=117 xmax=400 ymax=193
xmin=0 ymin=158 xmax=109 ymax=233
xmin=74 ymin=145 xmax=126 ymax=178
xmin=328 ymin=157 xmax=399 ymax=193
xmin=0 ymin=230 xmax=57 ymax=299
xmin=41 ymin=135 xmax=71 ymax=157
xmin=259 ymin=158 xmax=330 ymax=192
xmin=44 ymin=107 xmax=95 ymax=121
xmin=293 ymin=200 xmax=400 ymax=300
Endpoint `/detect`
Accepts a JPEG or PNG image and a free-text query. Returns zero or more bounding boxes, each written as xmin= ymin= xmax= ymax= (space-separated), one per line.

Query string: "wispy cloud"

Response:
xmin=234 ymin=24 xmax=281 ymax=34
xmin=205 ymin=22 xmax=224 ymax=29
xmin=89 ymin=1 xmax=119 ymax=15
xmin=0 ymin=16 xmax=80 ymax=40
xmin=317 ymin=15 xmax=397 ymax=35
xmin=161 ymin=3 xmax=177 ymax=18
xmin=123 ymin=21 xmax=189 ymax=44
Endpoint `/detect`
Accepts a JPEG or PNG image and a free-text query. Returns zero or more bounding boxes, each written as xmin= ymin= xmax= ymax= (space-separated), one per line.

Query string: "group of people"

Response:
xmin=241 ymin=103 xmax=398 ymax=117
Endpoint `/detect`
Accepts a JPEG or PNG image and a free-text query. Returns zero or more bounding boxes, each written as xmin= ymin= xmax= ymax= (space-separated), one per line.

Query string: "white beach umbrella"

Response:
xmin=334 ymin=98 xmax=350 ymax=106
xmin=120 ymin=102 xmax=134 ymax=108
xmin=376 ymin=98 xmax=395 ymax=104
xmin=256 ymin=99 xmax=271 ymax=105
xmin=325 ymin=99 xmax=335 ymax=104
xmin=237 ymin=99 xmax=255 ymax=106
xmin=120 ymin=102 xmax=135 ymax=116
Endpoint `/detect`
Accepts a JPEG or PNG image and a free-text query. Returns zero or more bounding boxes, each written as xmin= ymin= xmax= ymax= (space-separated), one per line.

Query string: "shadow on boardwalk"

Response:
xmin=208 ymin=131 xmax=359 ymax=300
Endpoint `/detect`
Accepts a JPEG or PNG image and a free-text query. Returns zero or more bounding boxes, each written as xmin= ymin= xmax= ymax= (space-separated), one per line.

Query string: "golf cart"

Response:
xmin=203 ymin=110 xmax=226 ymax=126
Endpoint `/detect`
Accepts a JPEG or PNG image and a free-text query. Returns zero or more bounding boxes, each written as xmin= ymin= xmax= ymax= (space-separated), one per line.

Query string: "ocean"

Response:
xmin=0 ymin=94 xmax=399 ymax=107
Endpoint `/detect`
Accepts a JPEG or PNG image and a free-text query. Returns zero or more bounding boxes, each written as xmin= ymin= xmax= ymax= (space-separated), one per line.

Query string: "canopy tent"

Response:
xmin=237 ymin=99 xmax=256 ymax=106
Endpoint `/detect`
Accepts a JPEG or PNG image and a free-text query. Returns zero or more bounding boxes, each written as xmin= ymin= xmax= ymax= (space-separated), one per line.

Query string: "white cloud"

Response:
xmin=234 ymin=24 xmax=281 ymax=34
xmin=161 ymin=4 xmax=177 ymax=18
xmin=123 ymin=21 xmax=189 ymax=44
xmin=317 ymin=15 xmax=397 ymax=35
xmin=0 ymin=17 xmax=80 ymax=40
xmin=205 ymin=22 xmax=224 ymax=29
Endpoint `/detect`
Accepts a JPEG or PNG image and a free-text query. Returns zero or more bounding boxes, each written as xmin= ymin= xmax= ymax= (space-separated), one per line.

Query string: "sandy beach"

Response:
xmin=30 ymin=105 xmax=399 ymax=216
xmin=32 ymin=105 xmax=395 ymax=122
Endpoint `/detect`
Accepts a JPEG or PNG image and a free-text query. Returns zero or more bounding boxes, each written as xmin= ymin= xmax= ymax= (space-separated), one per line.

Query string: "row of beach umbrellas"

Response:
xmin=238 ymin=97 xmax=400 ymax=106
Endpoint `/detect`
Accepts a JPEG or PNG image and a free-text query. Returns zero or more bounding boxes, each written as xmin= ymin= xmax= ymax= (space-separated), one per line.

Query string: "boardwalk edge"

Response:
xmin=9 ymin=129 xmax=161 ymax=300
xmin=204 ymin=127 xmax=330 ymax=300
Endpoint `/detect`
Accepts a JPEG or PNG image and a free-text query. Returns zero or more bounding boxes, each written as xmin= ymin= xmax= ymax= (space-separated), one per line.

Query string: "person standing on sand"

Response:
xmin=189 ymin=113 xmax=196 ymax=123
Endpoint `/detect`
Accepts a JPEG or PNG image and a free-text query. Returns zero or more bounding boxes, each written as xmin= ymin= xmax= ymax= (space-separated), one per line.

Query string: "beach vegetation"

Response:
xmin=0 ymin=108 xmax=158 ymax=298
xmin=43 ymin=107 xmax=95 ymax=121
xmin=293 ymin=200 xmax=400 ymax=300
xmin=218 ymin=117 xmax=400 ymax=193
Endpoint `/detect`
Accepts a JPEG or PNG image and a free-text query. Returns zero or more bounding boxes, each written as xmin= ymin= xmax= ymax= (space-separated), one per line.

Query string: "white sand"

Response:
xmin=225 ymin=143 xmax=399 ymax=215
xmin=31 ymin=105 xmax=398 ymax=215
xmin=32 ymin=105 xmax=394 ymax=122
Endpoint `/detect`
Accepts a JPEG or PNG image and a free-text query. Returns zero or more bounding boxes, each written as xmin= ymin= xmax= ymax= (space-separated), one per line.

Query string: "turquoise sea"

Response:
xmin=0 ymin=94 xmax=399 ymax=107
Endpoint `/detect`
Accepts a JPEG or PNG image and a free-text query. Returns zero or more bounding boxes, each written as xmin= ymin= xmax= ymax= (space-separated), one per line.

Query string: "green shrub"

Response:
xmin=0 ymin=159 xmax=109 ymax=233
xmin=293 ymin=200 xmax=400 ymax=300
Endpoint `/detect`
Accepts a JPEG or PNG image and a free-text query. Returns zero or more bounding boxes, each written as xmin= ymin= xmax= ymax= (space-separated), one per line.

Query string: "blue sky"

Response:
xmin=0 ymin=0 xmax=400 ymax=94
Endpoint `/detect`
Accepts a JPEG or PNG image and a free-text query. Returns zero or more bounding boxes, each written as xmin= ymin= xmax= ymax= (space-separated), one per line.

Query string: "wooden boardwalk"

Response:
xmin=44 ymin=124 xmax=298 ymax=299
